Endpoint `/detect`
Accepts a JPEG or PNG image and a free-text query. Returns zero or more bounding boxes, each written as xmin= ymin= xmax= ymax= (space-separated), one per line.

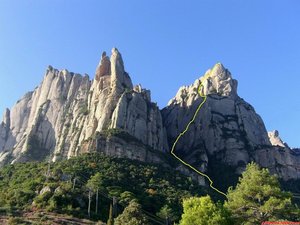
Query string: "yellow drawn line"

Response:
xmin=170 ymin=73 xmax=228 ymax=198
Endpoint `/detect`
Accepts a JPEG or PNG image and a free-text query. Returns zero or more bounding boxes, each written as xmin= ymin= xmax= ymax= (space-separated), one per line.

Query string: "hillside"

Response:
xmin=0 ymin=153 xmax=211 ymax=224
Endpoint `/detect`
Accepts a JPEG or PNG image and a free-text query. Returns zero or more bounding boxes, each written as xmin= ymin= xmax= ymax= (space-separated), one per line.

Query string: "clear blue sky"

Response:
xmin=0 ymin=1 xmax=299 ymax=147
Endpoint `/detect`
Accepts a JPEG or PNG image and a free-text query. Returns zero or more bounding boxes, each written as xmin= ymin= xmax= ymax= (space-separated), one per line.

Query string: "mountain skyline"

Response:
xmin=0 ymin=1 xmax=299 ymax=148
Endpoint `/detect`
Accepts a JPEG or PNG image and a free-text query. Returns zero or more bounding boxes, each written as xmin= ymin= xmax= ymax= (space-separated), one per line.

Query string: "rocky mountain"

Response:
xmin=162 ymin=63 xmax=300 ymax=181
xmin=0 ymin=48 xmax=299 ymax=185
xmin=0 ymin=48 xmax=168 ymax=167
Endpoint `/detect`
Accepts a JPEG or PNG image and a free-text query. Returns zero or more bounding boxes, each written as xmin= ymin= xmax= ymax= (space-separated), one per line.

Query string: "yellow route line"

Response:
xmin=170 ymin=73 xmax=228 ymax=198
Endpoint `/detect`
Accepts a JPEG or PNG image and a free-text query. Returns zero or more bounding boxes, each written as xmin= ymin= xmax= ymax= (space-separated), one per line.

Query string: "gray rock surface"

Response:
xmin=162 ymin=63 xmax=299 ymax=180
xmin=0 ymin=53 xmax=299 ymax=183
xmin=0 ymin=48 xmax=167 ymax=165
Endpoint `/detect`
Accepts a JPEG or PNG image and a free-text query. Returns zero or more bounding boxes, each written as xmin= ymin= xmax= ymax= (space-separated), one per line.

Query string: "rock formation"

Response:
xmin=268 ymin=130 xmax=287 ymax=147
xmin=0 ymin=48 xmax=168 ymax=166
xmin=162 ymin=63 xmax=299 ymax=180
xmin=95 ymin=51 xmax=111 ymax=80
xmin=0 ymin=50 xmax=299 ymax=184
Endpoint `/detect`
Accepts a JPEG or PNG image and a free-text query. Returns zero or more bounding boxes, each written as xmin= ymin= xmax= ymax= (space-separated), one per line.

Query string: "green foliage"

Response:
xmin=157 ymin=204 xmax=179 ymax=222
xmin=87 ymin=172 xmax=104 ymax=191
xmin=80 ymin=104 xmax=89 ymax=115
xmin=0 ymin=153 xmax=208 ymax=223
xmin=207 ymin=155 xmax=239 ymax=196
xmin=225 ymin=162 xmax=297 ymax=224
xmin=114 ymin=200 xmax=149 ymax=225
xmin=179 ymin=195 xmax=231 ymax=225
xmin=119 ymin=191 xmax=136 ymax=205
xmin=26 ymin=135 xmax=50 ymax=161
xmin=101 ymin=128 xmax=143 ymax=144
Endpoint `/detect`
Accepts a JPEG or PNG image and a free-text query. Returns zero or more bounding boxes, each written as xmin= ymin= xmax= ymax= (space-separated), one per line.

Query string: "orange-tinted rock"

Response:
xmin=95 ymin=51 xmax=111 ymax=81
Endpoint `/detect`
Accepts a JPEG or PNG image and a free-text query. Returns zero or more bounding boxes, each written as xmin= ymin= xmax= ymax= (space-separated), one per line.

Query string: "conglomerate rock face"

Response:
xmin=0 ymin=48 xmax=168 ymax=166
xmin=0 ymin=50 xmax=299 ymax=182
xmin=162 ymin=63 xmax=299 ymax=180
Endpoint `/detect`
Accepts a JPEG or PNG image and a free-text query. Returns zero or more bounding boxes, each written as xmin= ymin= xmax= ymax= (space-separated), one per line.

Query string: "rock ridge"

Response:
xmin=0 ymin=54 xmax=299 ymax=183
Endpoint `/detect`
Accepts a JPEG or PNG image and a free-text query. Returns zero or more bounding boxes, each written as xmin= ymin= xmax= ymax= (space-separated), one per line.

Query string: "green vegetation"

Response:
xmin=80 ymin=104 xmax=89 ymax=115
xmin=26 ymin=134 xmax=50 ymax=161
xmin=114 ymin=200 xmax=149 ymax=225
xmin=0 ymin=152 xmax=208 ymax=224
xmin=225 ymin=162 xmax=299 ymax=224
xmin=179 ymin=196 xmax=231 ymax=225
xmin=178 ymin=162 xmax=299 ymax=225
xmin=0 ymin=152 xmax=299 ymax=224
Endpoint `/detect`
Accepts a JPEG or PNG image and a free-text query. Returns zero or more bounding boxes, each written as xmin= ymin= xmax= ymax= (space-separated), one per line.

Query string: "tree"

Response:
xmin=86 ymin=172 xmax=104 ymax=214
xmin=179 ymin=195 xmax=231 ymax=225
xmin=119 ymin=191 xmax=136 ymax=205
xmin=87 ymin=172 xmax=104 ymax=191
xmin=114 ymin=200 xmax=150 ymax=225
xmin=157 ymin=204 xmax=178 ymax=223
xmin=107 ymin=204 xmax=114 ymax=225
xmin=225 ymin=162 xmax=296 ymax=224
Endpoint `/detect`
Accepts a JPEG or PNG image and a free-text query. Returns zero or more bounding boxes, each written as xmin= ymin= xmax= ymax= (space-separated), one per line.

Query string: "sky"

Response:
xmin=0 ymin=0 xmax=299 ymax=147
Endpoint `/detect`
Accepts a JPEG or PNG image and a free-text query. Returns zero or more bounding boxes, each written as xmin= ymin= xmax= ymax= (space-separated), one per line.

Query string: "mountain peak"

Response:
xmin=95 ymin=51 xmax=111 ymax=80
xmin=211 ymin=62 xmax=226 ymax=75
xmin=201 ymin=63 xmax=238 ymax=97
xmin=110 ymin=47 xmax=132 ymax=91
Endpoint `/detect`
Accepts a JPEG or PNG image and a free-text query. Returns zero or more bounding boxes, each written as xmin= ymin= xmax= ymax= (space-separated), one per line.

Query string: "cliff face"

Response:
xmin=162 ymin=63 xmax=300 ymax=180
xmin=0 ymin=49 xmax=299 ymax=183
xmin=0 ymin=48 xmax=168 ymax=166
xmin=0 ymin=68 xmax=91 ymax=165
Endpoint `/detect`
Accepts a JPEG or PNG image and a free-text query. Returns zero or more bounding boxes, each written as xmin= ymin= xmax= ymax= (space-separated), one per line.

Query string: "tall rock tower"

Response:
xmin=0 ymin=48 xmax=168 ymax=165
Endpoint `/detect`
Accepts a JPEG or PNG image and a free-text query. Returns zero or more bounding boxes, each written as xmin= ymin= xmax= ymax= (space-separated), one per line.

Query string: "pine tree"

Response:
xmin=86 ymin=172 xmax=104 ymax=215
xmin=225 ymin=162 xmax=297 ymax=224
xmin=114 ymin=200 xmax=149 ymax=225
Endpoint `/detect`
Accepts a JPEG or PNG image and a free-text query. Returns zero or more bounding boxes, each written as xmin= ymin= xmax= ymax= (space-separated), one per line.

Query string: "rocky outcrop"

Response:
xmin=255 ymin=146 xmax=300 ymax=181
xmin=268 ymin=130 xmax=287 ymax=147
xmin=110 ymin=85 xmax=168 ymax=151
xmin=0 ymin=67 xmax=91 ymax=164
xmin=0 ymin=48 xmax=167 ymax=165
xmin=110 ymin=48 xmax=133 ymax=93
xmin=162 ymin=63 xmax=299 ymax=180
xmin=200 ymin=63 xmax=238 ymax=97
xmin=0 ymin=109 xmax=12 ymax=152
xmin=95 ymin=51 xmax=111 ymax=80
xmin=0 ymin=51 xmax=299 ymax=184
xmin=96 ymin=132 xmax=165 ymax=164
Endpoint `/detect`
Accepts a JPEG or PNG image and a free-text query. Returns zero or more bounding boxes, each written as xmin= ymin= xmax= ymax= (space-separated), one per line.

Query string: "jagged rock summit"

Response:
xmin=0 ymin=48 xmax=168 ymax=166
xmin=163 ymin=63 xmax=299 ymax=181
xmin=0 ymin=51 xmax=299 ymax=184
xmin=201 ymin=63 xmax=238 ymax=97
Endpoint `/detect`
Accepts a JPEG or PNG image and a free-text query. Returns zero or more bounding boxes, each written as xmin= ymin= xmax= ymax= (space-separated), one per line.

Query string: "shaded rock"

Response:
xmin=95 ymin=51 xmax=111 ymax=80
xmin=162 ymin=63 xmax=298 ymax=181
xmin=110 ymin=48 xmax=133 ymax=92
